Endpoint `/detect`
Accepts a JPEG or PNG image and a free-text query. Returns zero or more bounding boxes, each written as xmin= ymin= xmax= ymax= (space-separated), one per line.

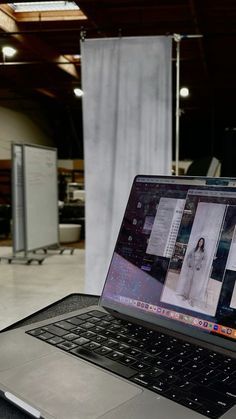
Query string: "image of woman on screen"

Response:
xmin=176 ymin=237 xmax=207 ymax=307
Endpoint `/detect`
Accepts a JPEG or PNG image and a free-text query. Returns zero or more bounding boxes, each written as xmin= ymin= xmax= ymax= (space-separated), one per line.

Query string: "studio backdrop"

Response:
xmin=81 ymin=36 xmax=172 ymax=294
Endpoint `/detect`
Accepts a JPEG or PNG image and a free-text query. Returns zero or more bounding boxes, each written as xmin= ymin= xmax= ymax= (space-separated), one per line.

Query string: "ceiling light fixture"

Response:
xmin=74 ymin=88 xmax=84 ymax=97
xmin=2 ymin=46 xmax=17 ymax=58
xmin=180 ymin=87 xmax=189 ymax=98
xmin=9 ymin=2 xmax=79 ymax=12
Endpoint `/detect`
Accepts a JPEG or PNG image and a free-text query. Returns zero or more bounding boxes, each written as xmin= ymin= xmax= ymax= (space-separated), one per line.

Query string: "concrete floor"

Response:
xmin=0 ymin=246 xmax=85 ymax=331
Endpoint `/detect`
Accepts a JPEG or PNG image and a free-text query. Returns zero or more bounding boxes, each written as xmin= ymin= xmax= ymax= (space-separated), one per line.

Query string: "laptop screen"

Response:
xmin=101 ymin=175 xmax=236 ymax=348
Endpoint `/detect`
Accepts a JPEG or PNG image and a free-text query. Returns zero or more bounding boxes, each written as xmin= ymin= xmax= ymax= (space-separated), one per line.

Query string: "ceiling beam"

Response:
xmin=0 ymin=6 xmax=79 ymax=79
xmin=13 ymin=10 xmax=87 ymax=23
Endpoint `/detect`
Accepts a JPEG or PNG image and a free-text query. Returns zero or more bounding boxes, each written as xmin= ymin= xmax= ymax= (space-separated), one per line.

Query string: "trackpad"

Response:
xmin=0 ymin=352 xmax=141 ymax=419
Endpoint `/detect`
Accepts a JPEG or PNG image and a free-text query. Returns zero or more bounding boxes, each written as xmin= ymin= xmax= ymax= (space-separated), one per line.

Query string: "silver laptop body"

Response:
xmin=0 ymin=175 xmax=235 ymax=419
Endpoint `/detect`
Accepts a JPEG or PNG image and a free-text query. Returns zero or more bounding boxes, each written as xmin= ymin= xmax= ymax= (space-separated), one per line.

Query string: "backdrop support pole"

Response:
xmin=174 ymin=34 xmax=181 ymax=176
xmin=173 ymin=34 xmax=203 ymax=176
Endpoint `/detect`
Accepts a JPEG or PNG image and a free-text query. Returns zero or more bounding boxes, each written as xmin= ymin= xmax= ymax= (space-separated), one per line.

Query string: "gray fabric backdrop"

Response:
xmin=81 ymin=36 xmax=172 ymax=294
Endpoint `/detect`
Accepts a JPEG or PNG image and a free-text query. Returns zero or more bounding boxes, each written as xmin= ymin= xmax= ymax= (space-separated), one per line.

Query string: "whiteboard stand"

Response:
xmin=0 ymin=143 xmax=63 ymax=265
xmin=0 ymin=144 xmax=76 ymax=265
xmin=0 ymin=251 xmax=46 ymax=265
xmin=32 ymin=244 xmax=75 ymax=255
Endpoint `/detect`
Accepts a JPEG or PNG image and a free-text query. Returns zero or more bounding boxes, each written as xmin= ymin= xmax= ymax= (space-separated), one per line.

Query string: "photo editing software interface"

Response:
xmin=102 ymin=176 xmax=236 ymax=342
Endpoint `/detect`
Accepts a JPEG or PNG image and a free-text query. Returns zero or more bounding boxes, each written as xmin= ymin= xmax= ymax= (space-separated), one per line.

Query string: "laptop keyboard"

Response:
xmin=26 ymin=310 xmax=236 ymax=418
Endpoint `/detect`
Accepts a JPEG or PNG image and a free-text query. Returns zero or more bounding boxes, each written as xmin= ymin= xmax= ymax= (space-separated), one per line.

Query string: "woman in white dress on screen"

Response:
xmin=176 ymin=237 xmax=207 ymax=307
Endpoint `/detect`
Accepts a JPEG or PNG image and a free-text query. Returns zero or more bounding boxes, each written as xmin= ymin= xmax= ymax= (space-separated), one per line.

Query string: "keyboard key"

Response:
xmin=179 ymin=368 xmax=199 ymax=380
xmin=95 ymin=346 xmax=112 ymax=355
xmin=146 ymin=347 xmax=162 ymax=356
xmin=137 ymin=354 xmax=154 ymax=364
xmin=192 ymin=374 xmax=211 ymax=385
xmin=47 ymin=336 xmax=64 ymax=345
xmin=70 ymin=347 xmax=137 ymax=379
xmin=165 ymin=388 xmax=186 ymax=402
xmin=180 ymin=398 xmax=201 ymax=410
xmin=106 ymin=339 xmax=119 ymax=348
xmin=88 ymin=310 xmax=107 ymax=318
xmin=221 ymin=365 xmax=236 ymax=374
xmin=149 ymin=382 xmax=170 ymax=393
xmin=38 ymin=332 xmax=54 ymax=341
xmin=67 ymin=317 xmax=85 ymax=326
xmin=132 ymin=362 xmax=150 ymax=371
xmin=119 ymin=356 xmax=136 ymax=366
xmin=77 ymin=313 xmax=92 ymax=320
xmin=88 ymin=317 xmax=100 ymax=324
xmin=80 ymin=322 xmax=95 ymax=329
xmin=117 ymin=343 xmax=130 ymax=352
xmin=131 ymin=373 xmax=153 ymax=387
xmin=149 ymin=367 xmax=164 ymax=377
xmin=177 ymin=379 xmax=194 ymax=391
xmin=57 ymin=341 xmax=77 ymax=351
xmin=191 ymin=354 xmax=207 ymax=363
xmin=186 ymin=362 xmax=203 ymax=372
xmin=166 ymin=363 xmax=183 ymax=373
xmin=104 ymin=315 xmax=117 ymax=321
xmin=125 ymin=338 xmax=139 ymax=346
xmin=28 ymin=328 xmax=45 ymax=336
xmin=54 ymin=321 xmax=75 ymax=330
xmin=73 ymin=337 xmax=90 ymax=345
xmin=92 ymin=335 xmax=107 ymax=343
xmin=153 ymin=359 xmax=169 ymax=369
xmin=106 ymin=351 xmax=124 ymax=361
xmin=73 ymin=326 xmax=84 ymax=334
xmin=125 ymin=348 xmax=140 ymax=357
xmin=104 ymin=330 xmax=118 ymax=338
xmin=64 ymin=333 xmax=80 ymax=341
xmin=84 ymin=342 xmax=101 ymax=350
xmin=200 ymin=368 xmax=217 ymax=377
xmin=100 ymin=321 xmax=110 ymax=327
xmin=93 ymin=326 xmax=105 ymax=333
xmin=42 ymin=325 xmax=68 ymax=337
xmin=108 ymin=324 xmax=122 ymax=331
xmin=221 ymin=374 xmax=233 ymax=384
xmin=81 ymin=331 xmax=96 ymax=339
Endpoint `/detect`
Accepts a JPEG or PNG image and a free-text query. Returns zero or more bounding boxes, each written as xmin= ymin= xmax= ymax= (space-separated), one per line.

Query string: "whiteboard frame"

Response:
xmin=12 ymin=143 xmax=25 ymax=254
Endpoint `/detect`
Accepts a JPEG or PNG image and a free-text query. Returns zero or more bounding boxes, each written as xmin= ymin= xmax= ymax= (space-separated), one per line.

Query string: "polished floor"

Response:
xmin=0 ymin=245 xmax=85 ymax=331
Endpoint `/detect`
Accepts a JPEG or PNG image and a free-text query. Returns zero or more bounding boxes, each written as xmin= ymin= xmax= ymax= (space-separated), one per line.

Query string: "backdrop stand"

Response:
xmin=174 ymin=34 xmax=181 ymax=176
xmin=173 ymin=34 xmax=203 ymax=176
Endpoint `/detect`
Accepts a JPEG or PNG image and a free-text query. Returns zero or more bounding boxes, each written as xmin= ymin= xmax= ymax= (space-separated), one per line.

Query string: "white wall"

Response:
xmin=57 ymin=159 xmax=73 ymax=170
xmin=0 ymin=106 xmax=54 ymax=159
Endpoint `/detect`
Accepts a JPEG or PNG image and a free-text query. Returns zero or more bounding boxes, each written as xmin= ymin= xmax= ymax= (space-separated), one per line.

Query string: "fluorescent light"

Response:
xmin=74 ymin=88 xmax=84 ymax=97
xmin=9 ymin=2 xmax=79 ymax=12
xmin=180 ymin=87 xmax=189 ymax=98
xmin=2 ymin=46 xmax=17 ymax=58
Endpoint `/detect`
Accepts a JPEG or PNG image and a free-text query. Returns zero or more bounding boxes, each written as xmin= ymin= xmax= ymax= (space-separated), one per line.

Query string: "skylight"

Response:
xmin=9 ymin=2 xmax=79 ymax=12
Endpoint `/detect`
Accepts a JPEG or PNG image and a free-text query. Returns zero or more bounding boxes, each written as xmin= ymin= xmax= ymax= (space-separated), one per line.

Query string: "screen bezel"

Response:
xmin=100 ymin=174 xmax=236 ymax=354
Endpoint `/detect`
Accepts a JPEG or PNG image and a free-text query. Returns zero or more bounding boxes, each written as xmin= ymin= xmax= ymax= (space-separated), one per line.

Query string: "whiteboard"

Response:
xmin=23 ymin=145 xmax=59 ymax=251
xmin=12 ymin=144 xmax=25 ymax=252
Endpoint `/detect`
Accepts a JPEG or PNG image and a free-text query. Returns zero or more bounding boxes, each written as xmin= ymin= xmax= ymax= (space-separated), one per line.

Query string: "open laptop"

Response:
xmin=0 ymin=174 xmax=235 ymax=419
